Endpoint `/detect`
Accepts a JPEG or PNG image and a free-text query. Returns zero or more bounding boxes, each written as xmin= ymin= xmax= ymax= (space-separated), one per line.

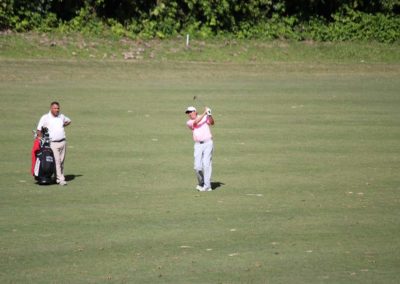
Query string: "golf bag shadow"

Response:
xmin=32 ymin=127 xmax=56 ymax=185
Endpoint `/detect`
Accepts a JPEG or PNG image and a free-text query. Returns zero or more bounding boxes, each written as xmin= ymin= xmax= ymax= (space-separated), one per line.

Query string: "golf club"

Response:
xmin=193 ymin=95 xmax=212 ymax=116
xmin=193 ymin=95 xmax=206 ymax=107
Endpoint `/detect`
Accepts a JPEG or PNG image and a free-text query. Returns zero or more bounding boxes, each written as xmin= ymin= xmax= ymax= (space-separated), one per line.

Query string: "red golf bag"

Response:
xmin=32 ymin=128 xmax=56 ymax=185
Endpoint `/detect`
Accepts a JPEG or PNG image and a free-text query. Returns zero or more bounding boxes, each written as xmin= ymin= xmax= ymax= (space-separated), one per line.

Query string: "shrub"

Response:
xmin=304 ymin=9 xmax=400 ymax=43
xmin=1 ymin=0 xmax=399 ymax=43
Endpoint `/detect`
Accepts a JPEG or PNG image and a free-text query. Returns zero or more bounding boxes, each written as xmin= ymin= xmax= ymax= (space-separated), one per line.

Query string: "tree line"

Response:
xmin=1 ymin=0 xmax=399 ymax=42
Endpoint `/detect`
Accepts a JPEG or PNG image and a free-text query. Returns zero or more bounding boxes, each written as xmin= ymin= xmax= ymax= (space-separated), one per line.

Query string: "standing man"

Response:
xmin=37 ymin=101 xmax=71 ymax=186
xmin=185 ymin=106 xmax=215 ymax=192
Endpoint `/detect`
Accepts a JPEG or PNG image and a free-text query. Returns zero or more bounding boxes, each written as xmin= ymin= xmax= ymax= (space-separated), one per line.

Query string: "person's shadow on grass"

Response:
xmin=65 ymin=174 xmax=83 ymax=182
xmin=211 ymin=181 xmax=225 ymax=190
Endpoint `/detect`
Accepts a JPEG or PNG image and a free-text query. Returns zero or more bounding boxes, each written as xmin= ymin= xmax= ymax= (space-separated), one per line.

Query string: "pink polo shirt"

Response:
xmin=187 ymin=115 xmax=213 ymax=142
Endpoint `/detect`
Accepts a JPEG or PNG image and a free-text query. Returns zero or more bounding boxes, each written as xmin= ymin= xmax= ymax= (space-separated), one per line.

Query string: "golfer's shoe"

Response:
xmin=203 ymin=187 xmax=212 ymax=192
xmin=58 ymin=181 xmax=67 ymax=186
xmin=196 ymin=185 xmax=204 ymax=191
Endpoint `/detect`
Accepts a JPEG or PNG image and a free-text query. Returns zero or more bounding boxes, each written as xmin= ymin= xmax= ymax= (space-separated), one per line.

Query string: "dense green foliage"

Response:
xmin=1 ymin=0 xmax=399 ymax=42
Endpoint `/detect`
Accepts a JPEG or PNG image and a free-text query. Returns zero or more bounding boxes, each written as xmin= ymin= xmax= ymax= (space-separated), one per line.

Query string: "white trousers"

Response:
xmin=194 ymin=140 xmax=213 ymax=189
xmin=51 ymin=141 xmax=66 ymax=183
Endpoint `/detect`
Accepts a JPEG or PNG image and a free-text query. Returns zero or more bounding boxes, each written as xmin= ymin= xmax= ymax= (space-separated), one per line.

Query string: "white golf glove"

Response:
xmin=206 ymin=108 xmax=212 ymax=116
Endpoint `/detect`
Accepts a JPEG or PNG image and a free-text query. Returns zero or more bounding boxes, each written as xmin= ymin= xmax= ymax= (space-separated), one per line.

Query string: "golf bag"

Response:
xmin=32 ymin=127 xmax=56 ymax=185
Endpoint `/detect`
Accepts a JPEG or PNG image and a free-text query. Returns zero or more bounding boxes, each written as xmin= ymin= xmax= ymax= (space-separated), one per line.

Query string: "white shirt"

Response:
xmin=37 ymin=111 xmax=71 ymax=141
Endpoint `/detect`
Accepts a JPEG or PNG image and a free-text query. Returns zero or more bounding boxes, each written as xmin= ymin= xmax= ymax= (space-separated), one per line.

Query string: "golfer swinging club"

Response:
xmin=185 ymin=106 xmax=215 ymax=192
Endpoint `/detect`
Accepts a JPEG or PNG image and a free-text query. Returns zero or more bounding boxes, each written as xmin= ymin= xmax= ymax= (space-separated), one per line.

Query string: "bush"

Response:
xmin=1 ymin=0 xmax=399 ymax=43
xmin=235 ymin=15 xmax=301 ymax=40
xmin=58 ymin=5 xmax=105 ymax=35
xmin=304 ymin=9 xmax=400 ymax=43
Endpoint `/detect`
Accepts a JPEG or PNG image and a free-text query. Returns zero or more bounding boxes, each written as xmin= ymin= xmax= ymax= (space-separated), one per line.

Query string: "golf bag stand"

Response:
xmin=32 ymin=127 xmax=56 ymax=185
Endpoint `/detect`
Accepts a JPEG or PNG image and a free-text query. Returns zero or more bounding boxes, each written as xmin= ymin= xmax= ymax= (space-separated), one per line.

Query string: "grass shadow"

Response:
xmin=211 ymin=181 xmax=225 ymax=190
xmin=65 ymin=174 xmax=83 ymax=182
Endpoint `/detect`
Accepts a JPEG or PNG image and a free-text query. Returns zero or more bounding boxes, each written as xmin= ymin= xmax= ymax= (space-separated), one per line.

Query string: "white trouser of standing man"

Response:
xmin=194 ymin=139 xmax=213 ymax=190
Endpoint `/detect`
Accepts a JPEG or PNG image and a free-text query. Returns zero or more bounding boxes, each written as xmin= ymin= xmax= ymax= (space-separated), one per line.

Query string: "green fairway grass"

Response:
xmin=1 ymin=56 xmax=400 ymax=282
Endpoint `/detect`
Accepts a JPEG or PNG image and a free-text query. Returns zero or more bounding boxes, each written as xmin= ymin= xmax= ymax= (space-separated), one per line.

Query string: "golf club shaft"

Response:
xmin=194 ymin=96 xmax=206 ymax=107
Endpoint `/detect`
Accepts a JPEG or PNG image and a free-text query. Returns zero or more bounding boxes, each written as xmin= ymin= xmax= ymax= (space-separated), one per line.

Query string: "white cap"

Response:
xmin=185 ymin=106 xmax=197 ymax=113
